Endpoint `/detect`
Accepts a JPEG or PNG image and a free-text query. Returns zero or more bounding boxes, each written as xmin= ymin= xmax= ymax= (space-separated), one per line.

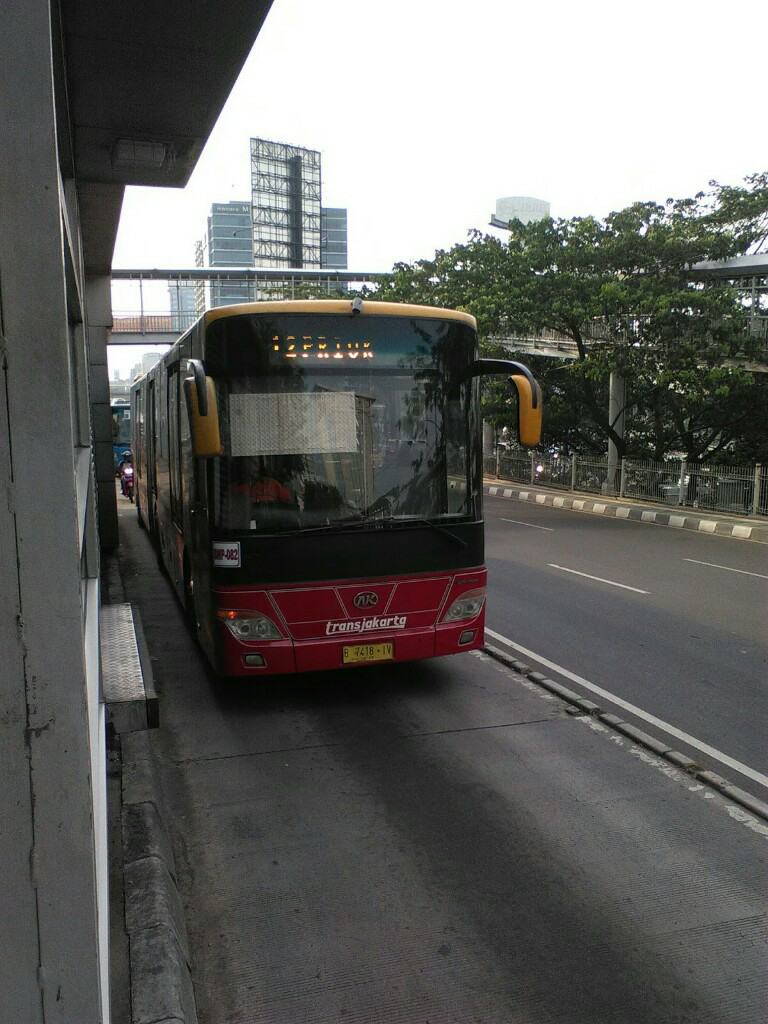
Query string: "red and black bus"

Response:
xmin=132 ymin=299 xmax=541 ymax=676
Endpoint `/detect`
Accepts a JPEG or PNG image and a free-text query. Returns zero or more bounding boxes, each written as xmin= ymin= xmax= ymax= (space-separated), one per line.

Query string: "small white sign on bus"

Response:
xmin=213 ymin=541 xmax=241 ymax=568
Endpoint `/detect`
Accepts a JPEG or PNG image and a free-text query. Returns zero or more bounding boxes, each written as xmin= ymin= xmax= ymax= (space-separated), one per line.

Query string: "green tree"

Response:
xmin=369 ymin=174 xmax=768 ymax=462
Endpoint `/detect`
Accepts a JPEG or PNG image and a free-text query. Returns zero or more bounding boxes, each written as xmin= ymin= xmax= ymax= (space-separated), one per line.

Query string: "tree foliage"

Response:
xmin=366 ymin=174 xmax=768 ymax=463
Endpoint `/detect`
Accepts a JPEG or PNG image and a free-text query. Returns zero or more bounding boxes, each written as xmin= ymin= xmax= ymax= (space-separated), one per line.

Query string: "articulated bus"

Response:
xmin=131 ymin=299 xmax=541 ymax=677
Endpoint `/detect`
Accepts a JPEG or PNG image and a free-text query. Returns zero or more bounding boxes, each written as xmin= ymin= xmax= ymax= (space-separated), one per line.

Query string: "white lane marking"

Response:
xmin=500 ymin=518 xmax=554 ymax=532
xmin=548 ymin=563 xmax=650 ymax=594
xmin=485 ymin=628 xmax=768 ymax=790
xmin=684 ymin=558 xmax=768 ymax=580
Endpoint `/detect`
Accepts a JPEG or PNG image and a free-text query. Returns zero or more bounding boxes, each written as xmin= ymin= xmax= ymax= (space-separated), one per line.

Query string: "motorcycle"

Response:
xmin=119 ymin=454 xmax=134 ymax=503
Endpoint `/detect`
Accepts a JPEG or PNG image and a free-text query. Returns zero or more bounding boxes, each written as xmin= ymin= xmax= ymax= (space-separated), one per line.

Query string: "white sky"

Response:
xmin=109 ymin=0 xmax=767 ymax=375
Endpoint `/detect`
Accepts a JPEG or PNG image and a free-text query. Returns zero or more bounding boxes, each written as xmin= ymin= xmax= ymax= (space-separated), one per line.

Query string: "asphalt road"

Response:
xmin=484 ymin=493 xmax=768 ymax=800
xmin=116 ymin=498 xmax=768 ymax=1024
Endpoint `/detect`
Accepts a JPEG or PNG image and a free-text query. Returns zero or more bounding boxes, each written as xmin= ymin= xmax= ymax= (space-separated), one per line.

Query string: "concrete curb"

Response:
xmin=485 ymin=483 xmax=768 ymax=542
xmin=122 ymin=730 xmax=198 ymax=1024
xmin=484 ymin=643 xmax=768 ymax=824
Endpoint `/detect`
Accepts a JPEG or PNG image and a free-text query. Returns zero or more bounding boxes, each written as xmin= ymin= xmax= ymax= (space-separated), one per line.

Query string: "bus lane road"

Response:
xmin=483 ymin=492 xmax=768 ymax=800
xmin=115 ymin=498 xmax=768 ymax=1024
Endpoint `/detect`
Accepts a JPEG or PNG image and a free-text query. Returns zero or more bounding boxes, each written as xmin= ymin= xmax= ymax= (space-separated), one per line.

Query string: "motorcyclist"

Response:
xmin=119 ymin=451 xmax=134 ymax=501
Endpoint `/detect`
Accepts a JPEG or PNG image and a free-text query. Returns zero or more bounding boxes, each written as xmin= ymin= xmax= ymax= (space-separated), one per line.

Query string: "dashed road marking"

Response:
xmin=500 ymin=518 xmax=554 ymax=531
xmin=548 ymin=564 xmax=650 ymax=594
xmin=684 ymin=558 xmax=768 ymax=580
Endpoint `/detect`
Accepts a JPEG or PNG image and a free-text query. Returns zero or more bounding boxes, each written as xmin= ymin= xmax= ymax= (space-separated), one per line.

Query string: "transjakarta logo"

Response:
xmin=326 ymin=615 xmax=407 ymax=636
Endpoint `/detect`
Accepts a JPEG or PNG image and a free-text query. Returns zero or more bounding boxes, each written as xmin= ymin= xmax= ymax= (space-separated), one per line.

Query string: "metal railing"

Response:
xmin=622 ymin=459 xmax=765 ymax=516
xmin=574 ymin=457 xmax=617 ymax=496
xmin=485 ymin=451 xmax=767 ymax=517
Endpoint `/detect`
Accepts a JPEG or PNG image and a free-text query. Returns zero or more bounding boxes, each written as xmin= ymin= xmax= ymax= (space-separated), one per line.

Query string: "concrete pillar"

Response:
xmin=753 ymin=464 xmax=762 ymax=516
xmin=606 ymin=369 xmax=626 ymax=494
xmin=482 ymin=420 xmax=494 ymax=455
xmin=87 ymin=275 xmax=119 ymax=551
xmin=0 ymin=1 xmax=106 ymax=1020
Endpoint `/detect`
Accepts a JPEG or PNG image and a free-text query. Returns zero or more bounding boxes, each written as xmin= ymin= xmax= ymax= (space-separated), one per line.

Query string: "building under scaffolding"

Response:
xmin=188 ymin=139 xmax=348 ymax=305
xmin=251 ymin=137 xmax=322 ymax=270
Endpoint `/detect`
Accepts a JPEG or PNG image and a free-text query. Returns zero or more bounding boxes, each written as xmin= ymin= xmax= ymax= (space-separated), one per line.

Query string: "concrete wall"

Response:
xmin=0 ymin=1 xmax=109 ymax=1019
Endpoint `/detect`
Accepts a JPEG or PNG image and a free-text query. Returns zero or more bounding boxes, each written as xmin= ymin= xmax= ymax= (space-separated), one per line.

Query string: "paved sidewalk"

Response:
xmin=103 ymin=550 xmax=197 ymax=1024
xmin=484 ymin=480 xmax=768 ymax=543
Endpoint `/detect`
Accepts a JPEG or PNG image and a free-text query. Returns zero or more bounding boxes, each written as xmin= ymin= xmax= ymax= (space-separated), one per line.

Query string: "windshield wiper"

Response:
xmin=255 ymin=513 xmax=467 ymax=546
xmin=387 ymin=516 xmax=466 ymax=548
xmin=251 ymin=515 xmax=378 ymax=539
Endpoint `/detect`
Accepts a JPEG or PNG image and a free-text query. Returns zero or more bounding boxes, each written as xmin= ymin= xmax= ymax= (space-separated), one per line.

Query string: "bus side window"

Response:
xmin=179 ymin=376 xmax=193 ymax=510
xmin=169 ymin=364 xmax=182 ymax=526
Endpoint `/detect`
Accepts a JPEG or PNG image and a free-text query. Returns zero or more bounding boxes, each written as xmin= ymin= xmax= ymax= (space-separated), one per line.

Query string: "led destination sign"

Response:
xmin=273 ymin=336 xmax=374 ymax=361
xmin=206 ymin=314 xmax=475 ymax=376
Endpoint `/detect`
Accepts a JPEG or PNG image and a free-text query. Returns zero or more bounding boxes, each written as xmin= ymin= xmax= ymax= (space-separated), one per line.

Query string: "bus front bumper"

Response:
xmin=216 ymin=618 xmax=485 ymax=677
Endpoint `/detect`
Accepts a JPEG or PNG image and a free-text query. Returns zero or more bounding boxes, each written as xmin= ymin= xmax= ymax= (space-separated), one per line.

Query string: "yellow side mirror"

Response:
xmin=183 ymin=376 xmax=221 ymax=457
xmin=510 ymin=373 xmax=543 ymax=447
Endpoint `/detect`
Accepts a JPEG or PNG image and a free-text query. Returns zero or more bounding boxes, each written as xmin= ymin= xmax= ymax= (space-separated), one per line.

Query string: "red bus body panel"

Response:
xmin=213 ymin=568 xmax=486 ymax=676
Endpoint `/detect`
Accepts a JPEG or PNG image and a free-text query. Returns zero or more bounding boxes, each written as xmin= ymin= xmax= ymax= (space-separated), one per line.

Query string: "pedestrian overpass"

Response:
xmin=109 ymin=267 xmax=383 ymax=344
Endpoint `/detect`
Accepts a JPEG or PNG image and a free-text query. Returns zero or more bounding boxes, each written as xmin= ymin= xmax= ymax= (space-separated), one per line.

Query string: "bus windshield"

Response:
xmin=204 ymin=313 xmax=478 ymax=532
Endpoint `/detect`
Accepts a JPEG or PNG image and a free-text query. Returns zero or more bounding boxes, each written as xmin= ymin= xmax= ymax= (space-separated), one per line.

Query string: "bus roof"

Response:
xmin=202 ymin=299 xmax=476 ymax=329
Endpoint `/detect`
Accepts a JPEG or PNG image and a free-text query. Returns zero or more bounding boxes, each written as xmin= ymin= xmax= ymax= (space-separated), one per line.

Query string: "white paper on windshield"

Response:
xmin=228 ymin=391 xmax=358 ymax=455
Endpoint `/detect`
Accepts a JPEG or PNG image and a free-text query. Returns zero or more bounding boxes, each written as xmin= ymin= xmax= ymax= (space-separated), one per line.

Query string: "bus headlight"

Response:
xmin=441 ymin=589 xmax=485 ymax=623
xmin=216 ymin=609 xmax=283 ymax=641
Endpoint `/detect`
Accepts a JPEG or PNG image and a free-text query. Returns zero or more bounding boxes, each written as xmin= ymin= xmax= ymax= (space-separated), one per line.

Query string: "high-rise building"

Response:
xmin=169 ymin=280 xmax=199 ymax=330
xmin=193 ymin=239 xmax=206 ymax=315
xmin=205 ymin=201 xmax=253 ymax=266
xmin=129 ymin=351 xmax=164 ymax=383
xmin=200 ymin=200 xmax=253 ymax=306
xmin=321 ymin=207 xmax=348 ymax=270
xmin=490 ymin=196 xmax=550 ymax=229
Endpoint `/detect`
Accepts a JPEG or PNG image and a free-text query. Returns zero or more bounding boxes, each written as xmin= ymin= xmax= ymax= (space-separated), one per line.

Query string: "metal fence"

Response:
xmin=485 ymin=450 xmax=768 ymax=517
